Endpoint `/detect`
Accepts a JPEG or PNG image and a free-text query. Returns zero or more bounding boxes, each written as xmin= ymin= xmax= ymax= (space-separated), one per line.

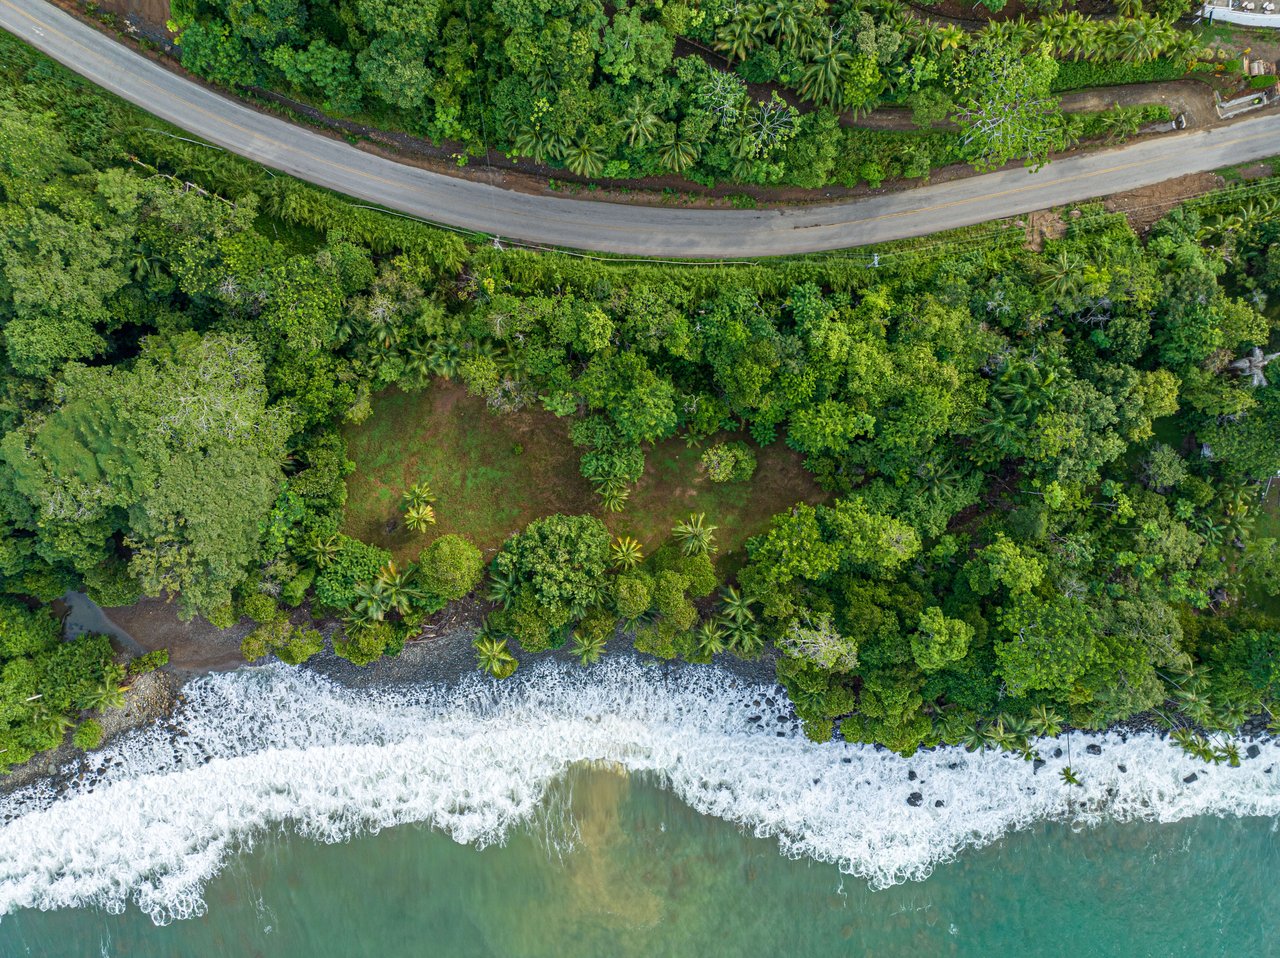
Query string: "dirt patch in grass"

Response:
xmin=1022 ymin=209 xmax=1067 ymax=251
xmin=1104 ymin=171 xmax=1226 ymax=233
xmin=342 ymin=380 xmax=829 ymax=565
xmin=1237 ymin=161 xmax=1279 ymax=181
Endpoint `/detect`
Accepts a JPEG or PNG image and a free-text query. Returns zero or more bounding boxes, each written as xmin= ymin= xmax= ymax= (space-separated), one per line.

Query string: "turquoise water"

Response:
xmin=2 ymin=765 xmax=1277 ymax=958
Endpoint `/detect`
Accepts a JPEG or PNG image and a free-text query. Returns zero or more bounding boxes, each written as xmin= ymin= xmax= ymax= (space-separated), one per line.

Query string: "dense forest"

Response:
xmin=167 ymin=0 xmax=1196 ymax=186
xmin=1 ymin=36 xmax=1279 ymax=775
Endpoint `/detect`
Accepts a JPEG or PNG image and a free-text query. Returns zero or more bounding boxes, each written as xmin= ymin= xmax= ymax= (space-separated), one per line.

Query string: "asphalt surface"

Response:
xmin=5 ymin=0 xmax=1280 ymax=258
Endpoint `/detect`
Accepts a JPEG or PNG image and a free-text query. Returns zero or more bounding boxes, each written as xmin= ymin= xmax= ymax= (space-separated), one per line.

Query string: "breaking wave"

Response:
xmin=0 ymin=659 xmax=1277 ymax=924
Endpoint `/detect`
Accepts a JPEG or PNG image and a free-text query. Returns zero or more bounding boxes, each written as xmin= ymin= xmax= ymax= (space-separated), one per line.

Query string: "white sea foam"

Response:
xmin=0 ymin=659 xmax=1277 ymax=924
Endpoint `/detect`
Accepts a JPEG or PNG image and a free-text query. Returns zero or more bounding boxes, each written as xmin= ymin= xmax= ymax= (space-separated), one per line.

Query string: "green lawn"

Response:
xmin=341 ymin=380 xmax=829 ymax=565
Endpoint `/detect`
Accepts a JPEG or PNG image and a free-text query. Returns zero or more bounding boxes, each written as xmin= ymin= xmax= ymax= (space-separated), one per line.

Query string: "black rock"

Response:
xmin=1117 ymin=764 xmax=1127 ymax=773
xmin=934 ymin=800 xmax=945 ymax=808
xmin=908 ymin=770 xmax=918 ymax=781
xmin=1052 ymin=748 xmax=1063 ymax=759
xmin=906 ymin=792 xmax=924 ymax=807
xmin=1033 ymin=759 xmax=1046 ymax=773
xmin=1086 ymin=744 xmax=1102 ymax=756
xmin=747 ymin=715 xmax=761 ymax=724
xmin=1247 ymin=744 xmax=1261 ymax=759
xmin=842 ymin=757 xmax=852 ymax=764
xmin=1183 ymin=773 xmax=1199 ymax=784
xmin=776 ymin=731 xmax=786 ymax=737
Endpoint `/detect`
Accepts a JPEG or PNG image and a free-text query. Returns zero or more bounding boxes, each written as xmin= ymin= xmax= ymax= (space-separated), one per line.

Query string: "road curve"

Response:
xmin=5 ymin=0 xmax=1280 ymax=258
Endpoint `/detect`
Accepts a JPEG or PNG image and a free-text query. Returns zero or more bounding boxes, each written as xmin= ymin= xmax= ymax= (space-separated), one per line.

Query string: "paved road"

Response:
xmin=5 ymin=0 xmax=1280 ymax=258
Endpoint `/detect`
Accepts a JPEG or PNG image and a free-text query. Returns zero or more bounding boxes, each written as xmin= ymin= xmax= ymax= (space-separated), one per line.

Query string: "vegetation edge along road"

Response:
xmin=4 ymin=0 xmax=1280 ymax=257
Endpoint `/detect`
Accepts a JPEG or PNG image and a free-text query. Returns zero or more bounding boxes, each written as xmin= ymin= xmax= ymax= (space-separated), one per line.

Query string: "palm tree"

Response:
xmin=376 ymin=561 xmax=421 ymax=616
xmin=971 ymin=401 xmax=1026 ymax=461
xmin=694 ymin=619 xmax=727 ymax=658
xmin=513 ymin=122 xmax=566 ymax=165
xmin=798 ymin=33 xmax=852 ymax=110
xmin=475 ymin=634 xmax=518 ymax=678
xmin=1029 ymin=705 xmax=1064 ymax=738
xmin=726 ymin=618 xmax=765 ymax=658
xmin=352 ymin=580 xmax=392 ymax=622
xmin=403 ymin=483 xmax=437 ymax=510
xmin=426 ymin=341 xmax=464 ymax=378
xmin=715 ymin=8 xmax=767 ymax=63
xmin=673 ymin=513 xmax=717 ymax=556
xmin=130 ymin=247 xmax=163 ymax=283
xmin=591 ymin=474 xmax=632 ymax=513
xmin=618 ymin=94 xmax=662 ymax=148
xmin=657 ymin=127 xmax=700 ymax=175
xmin=765 ymin=0 xmax=815 ymax=57
xmin=720 ymin=584 xmax=755 ymax=625
xmin=914 ymin=455 xmax=963 ymax=500
xmin=404 ymin=503 xmax=437 ymax=532
xmin=961 ymin=721 xmax=988 ymax=753
xmin=563 ymin=137 xmax=607 ymax=178
xmin=33 ymin=707 xmax=74 ymax=742
xmin=487 ymin=568 xmax=519 ymax=610
xmin=1038 ymin=249 xmax=1084 ymax=300
xmin=932 ymin=709 xmax=969 ymax=745
xmin=84 ymin=680 xmax=129 ymax=712
xmin=402 ymin=343 xmax=435 ymax=385
xmin=611 ymin=536 xmax=645 ymax=570
xmin=1112 ymin=17 xmax=1160 ymax=64
xmin=1059 ymin=766 xmax=1082 ymax=786
xmin=308 ymin=534 xmax=341 ymax=569
xmin=571 ymin=631 xmax=608 ymax=666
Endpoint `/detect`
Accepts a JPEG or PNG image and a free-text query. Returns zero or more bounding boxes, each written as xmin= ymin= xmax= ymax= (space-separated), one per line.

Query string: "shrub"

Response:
xmin=313 ymin=536 xmax=392 ymax=610
xmin=614 ymin=572 xmax=654 ymax=620
xmin=415 ymin=535 xmax=484 ymax=602
xmin=127 ymin=649 xmax=169 ymax=675
xmin=241 ymin=592 xmax=282 ymax=625
xmin=493 ymin=515 xmax=611 ymax=644
xmin=281 ymin=567 xmax=315 ymax=607
xmin=1249 ymin=75 xmax=1278 ymax=90
xmin=334 ymin=621 xmax=399 ymax=666
xmin=1051 ymin=58 xmax=1184 ymax=93
xmin=242 ymin=621 xmax=325 ymax=665
xmin=0 ymin=600 xmax=115 ymax=770
xmin=206 ymin=602 xmax=238 ymax=629
xmin=700 ymin=441 xmax=757 ymax=483
xmin=73 ymin=720 xmax=104 ymax=751
xmin=81 ymin=561 xmax=142 ymax=607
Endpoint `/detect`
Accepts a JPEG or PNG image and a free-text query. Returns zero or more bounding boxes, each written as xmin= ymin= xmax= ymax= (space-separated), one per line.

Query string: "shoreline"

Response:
xmin=1 ymin=655 xmax=1277 ymax=925
xmin=5 ymin=593 xmax=1271 ymax=801
xmin=1 ymin=600 xmax=782 ymax=799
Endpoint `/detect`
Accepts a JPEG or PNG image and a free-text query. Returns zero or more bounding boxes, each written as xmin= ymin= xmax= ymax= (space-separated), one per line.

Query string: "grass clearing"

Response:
xmin=342 ymin=380 xmax=829 ymax=565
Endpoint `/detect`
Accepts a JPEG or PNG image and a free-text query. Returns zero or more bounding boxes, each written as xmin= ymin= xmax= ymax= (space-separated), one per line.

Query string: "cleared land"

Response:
xmin=342 ymin=381 xmax=828 ymax=564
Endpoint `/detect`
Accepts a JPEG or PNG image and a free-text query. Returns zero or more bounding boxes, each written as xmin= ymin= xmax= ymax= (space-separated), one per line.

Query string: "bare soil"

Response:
xmin=1059 ymin=79 xmax=1220 ymax=129
xmin=1237 ymin=162 xmax=1277 ymax=179
xmin=1023 ymin=209 xmax=1069 ymax=251
xmin=104 ymin=598 xmax=249 ymax=673
xmin=1103 ymin=171 xmax=1227 ymax=232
